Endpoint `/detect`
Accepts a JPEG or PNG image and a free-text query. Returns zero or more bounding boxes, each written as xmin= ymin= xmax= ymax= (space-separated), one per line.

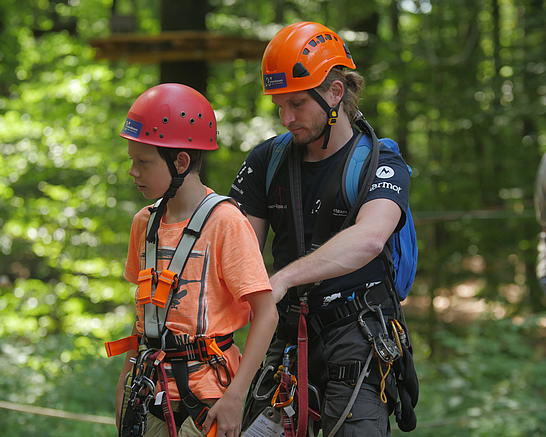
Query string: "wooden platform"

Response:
xmin=89 ymin=30 xmax=268 ymax=63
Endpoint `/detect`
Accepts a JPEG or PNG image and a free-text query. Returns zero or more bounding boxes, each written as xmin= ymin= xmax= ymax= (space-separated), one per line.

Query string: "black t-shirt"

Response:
xmin=229 ymin=132 xmax=410 ymax=310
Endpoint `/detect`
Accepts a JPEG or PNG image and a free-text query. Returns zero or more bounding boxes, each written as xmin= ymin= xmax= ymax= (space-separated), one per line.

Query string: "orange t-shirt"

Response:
xmin=125 ymin=189 xmax=271 ymax=400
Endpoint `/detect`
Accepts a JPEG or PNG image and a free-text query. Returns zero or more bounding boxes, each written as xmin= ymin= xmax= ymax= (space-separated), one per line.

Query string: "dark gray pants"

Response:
xmin=243 ymin=318 xmax=393 ymax=437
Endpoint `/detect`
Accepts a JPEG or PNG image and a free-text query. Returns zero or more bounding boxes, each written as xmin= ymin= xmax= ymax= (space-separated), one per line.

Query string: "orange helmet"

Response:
xmin=262 ymin=21 xmax=356 ymax=94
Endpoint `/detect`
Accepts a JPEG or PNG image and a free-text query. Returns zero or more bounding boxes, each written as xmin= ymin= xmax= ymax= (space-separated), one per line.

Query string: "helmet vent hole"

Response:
xmin=145 ymin=132 xmax=150 ymax=136
xmin=317 ymin=35 xmax=325 ymax=43
xmin=303 ymin=48 xmax=310 ymax=55
xmin=159 ymin=134 xmax=164 ymax=138
xmin=190 ymin=118 xmax=195 ymax=124
xmin=162 ymin=117 xmax=169 ymax=123
xmin=209 ymin=122 xmax=213 ymax=128
xmin=308 ymin=39 xmax=317 ymax=47
xmin=188 ymin=137 xmax=192 ymax=142
xmin=153 ymin=127 xmax=158 ymax=131
xmin=334 ymin=36 xmax=338 ymax=41
xmin=292 ymin=62 xmax=310 ymax=78
xmin=325 ymin=34 xmax=332 ymax=40
xmin=210 ymin=138 xmax=213 ymax=142
xmin=180 ymin=112 xmax=186 ymax=117
xmin=198 ymin=113 xmax=202 ymax=118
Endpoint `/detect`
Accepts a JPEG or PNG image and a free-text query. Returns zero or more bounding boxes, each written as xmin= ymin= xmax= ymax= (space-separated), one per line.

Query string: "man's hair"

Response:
xmin=317 ymin=67 xmax=365 ymax=122
xmin=156 ymin=147 xmax=204 ymax=174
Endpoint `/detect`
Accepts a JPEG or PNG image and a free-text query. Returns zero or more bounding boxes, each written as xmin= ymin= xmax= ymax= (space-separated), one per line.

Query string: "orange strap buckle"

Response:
xmin=104 ymin=334 xmax=139 ymax=358
xmin=195 ymin=337 xmax=225 ymax=362
xmin=137 ymin=268 xmax=155 ymax=304
xmin=152 ymin=269 xmax=177 ymax=308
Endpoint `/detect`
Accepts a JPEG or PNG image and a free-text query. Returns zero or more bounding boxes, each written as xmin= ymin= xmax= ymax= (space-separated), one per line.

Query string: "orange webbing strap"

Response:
xmin=137 ymin=268 xmax=154 ymax=304
xmin=152 ymin=269 xmax=177 ymax=308
xmin=104 ymin=335 xmax=140 ymax=358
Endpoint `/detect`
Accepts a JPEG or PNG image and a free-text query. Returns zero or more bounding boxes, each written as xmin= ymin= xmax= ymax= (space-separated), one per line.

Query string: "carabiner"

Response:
xmin=252 ymin=365 xmax=277 ymax=401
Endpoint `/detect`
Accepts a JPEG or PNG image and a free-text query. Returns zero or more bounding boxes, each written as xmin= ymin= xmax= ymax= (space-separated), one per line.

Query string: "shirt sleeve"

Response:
xmin=229 ymin=139 xmax=273 ymax=219
xmin=215 ymin=205 xmax=272 ymax=300
xmin=363 ymin=148 xmax=411 ymax=231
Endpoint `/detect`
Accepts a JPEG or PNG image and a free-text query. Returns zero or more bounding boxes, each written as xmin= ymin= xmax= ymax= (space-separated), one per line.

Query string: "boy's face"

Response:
xmin=128 ymin=140 xmax=171 ymax=199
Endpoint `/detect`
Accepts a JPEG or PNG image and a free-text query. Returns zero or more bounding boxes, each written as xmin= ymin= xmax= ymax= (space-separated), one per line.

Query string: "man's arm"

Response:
xmin=269 ymin=198 xmax=401 ymax=303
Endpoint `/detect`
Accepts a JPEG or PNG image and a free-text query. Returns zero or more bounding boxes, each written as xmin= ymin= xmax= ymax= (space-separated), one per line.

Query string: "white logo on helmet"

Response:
xmin=376 ymin=166 xmax=395 ymax=179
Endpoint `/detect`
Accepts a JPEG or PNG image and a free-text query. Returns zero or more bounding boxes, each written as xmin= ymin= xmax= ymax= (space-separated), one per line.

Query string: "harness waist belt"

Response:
xmin=145 ymin=333 xmax=234 ymax=362
xmin=308 ymin=284 xmax=395 ymax=336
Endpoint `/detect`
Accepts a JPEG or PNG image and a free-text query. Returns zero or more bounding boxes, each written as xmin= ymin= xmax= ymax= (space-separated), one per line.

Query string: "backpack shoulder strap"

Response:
xmin=342 ymin=136 xmax=402 ymax=208
xmin=265 ymin=132 xmax=293 ymax=195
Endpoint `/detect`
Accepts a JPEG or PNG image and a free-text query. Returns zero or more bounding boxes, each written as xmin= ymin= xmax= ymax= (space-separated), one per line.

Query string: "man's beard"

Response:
xmin=291 ymin=120 xmax=327 ymax=147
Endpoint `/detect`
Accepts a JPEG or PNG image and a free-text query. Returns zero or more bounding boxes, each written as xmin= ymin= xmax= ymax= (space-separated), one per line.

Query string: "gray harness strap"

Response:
xmin=143 ymin=193 xmax=233 ymax=339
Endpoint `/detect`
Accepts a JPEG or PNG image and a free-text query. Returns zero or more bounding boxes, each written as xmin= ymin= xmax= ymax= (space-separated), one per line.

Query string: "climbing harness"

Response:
xmin=106 ymin=193 xmax=234 ymax=437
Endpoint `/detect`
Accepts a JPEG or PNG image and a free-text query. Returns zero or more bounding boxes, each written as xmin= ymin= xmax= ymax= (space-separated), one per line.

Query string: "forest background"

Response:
xmin=0 ymin=0 xmax=545 ymax=436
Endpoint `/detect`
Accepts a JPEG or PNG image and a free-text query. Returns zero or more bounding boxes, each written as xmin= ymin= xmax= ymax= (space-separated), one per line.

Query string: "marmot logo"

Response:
xmin=376 ymin=166 xmax=395 ymax=179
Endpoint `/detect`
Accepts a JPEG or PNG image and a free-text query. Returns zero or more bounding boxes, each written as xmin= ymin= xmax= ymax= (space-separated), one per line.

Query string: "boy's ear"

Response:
xmin=175 ymin=151 xmax=191 ymax=174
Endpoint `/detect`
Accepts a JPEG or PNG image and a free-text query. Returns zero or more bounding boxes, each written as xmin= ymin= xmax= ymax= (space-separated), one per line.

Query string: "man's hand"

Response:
xmin=269 ymin=271 xmax=290 ymax=303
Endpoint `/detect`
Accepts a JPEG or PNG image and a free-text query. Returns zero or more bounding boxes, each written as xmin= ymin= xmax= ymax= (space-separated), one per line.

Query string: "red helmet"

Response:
xmin=261 ymin=22 xmax=356 ymax=95
xmin=120 ymin=83 xmax=218 ymax=151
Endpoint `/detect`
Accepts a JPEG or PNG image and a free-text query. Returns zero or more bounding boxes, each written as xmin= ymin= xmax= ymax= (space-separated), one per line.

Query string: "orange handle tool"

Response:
xmin=206 ymin=421 xmax=217 ymax=437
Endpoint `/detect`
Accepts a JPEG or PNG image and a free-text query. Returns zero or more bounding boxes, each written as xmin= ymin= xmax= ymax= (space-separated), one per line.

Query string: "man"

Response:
xmin=230 ymin=22 xmax=412 ymax=436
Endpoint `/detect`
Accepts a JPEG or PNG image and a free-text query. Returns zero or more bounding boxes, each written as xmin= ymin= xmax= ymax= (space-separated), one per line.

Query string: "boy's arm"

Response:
xmin=202 ymin=290 xmax=278 ymax=436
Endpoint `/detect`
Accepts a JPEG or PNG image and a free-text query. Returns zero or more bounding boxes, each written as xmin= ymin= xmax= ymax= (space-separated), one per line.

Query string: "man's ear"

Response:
xmin=328 ymin=80 xmax=345 ymax=106
xmin=175 ymin=151 xmax=191 ymax=174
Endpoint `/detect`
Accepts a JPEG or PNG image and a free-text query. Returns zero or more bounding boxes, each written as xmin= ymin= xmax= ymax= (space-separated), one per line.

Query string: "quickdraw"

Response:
xmin=271 ymin=345 xmax=298 ymax=437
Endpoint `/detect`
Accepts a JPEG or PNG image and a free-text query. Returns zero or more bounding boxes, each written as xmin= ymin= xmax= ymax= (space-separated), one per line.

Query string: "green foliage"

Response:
xmin=0 ymin=0 xmax=545 ymax=435
xmin=397 ymin=315 xmax=546 ymax=436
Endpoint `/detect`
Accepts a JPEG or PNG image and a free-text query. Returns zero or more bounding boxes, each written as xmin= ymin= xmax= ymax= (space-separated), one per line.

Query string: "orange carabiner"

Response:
xmin=271 ymin=374 xmax=297 ymax=408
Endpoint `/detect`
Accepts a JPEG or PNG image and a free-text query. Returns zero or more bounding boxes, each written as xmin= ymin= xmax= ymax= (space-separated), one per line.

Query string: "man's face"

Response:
xmin=127 ymin=140 xmax=171 ymax=200
xmin=272 ymin=91 xmax=326 ymax=147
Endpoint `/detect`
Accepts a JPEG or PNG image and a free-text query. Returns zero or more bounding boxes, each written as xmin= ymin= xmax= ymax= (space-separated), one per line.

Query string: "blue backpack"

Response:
xmin=265 ymin=132 xmax=418 ymax=300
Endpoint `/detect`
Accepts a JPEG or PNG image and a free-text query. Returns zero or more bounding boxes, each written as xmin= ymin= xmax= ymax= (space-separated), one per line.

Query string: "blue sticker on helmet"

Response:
xmin=122 ymin=118 xmax=143 ymax=138
xmin=263 ymin=72 xmax=287 ymax=90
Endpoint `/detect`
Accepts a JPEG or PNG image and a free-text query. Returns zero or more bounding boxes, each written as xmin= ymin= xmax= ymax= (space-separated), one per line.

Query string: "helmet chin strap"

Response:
xmin=307 ymin=88 xmax=341 ymax=150
xmin=146 ymin=152 xmax=191 ymax=243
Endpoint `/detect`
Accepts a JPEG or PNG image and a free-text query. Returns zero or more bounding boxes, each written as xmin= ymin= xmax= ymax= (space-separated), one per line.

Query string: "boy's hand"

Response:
xmin=202 ymin=393 xmax=243 ymax=437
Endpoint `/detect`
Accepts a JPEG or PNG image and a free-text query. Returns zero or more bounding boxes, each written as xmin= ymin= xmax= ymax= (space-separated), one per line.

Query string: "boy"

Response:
xmin=108 ymin=83 xmax=278 ymax=437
